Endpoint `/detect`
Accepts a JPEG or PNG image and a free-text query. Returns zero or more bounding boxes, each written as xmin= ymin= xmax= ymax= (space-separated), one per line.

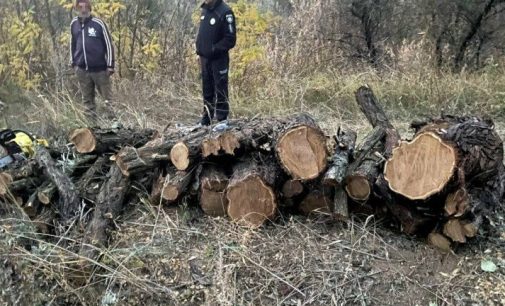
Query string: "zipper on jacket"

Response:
xmin=81 ymin=23 xmax=88 ymax=70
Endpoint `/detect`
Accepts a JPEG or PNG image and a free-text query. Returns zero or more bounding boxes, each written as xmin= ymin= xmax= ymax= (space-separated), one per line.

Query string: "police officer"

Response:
xmin=196 ymin=0 xmax=237 ymax=126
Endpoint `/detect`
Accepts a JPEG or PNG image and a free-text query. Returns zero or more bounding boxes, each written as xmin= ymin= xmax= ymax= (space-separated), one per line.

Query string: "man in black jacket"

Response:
xmin=70 ymin=0 xmax=115 ymax=122
xmin=196 ymin=0 xmax=237 ymax=126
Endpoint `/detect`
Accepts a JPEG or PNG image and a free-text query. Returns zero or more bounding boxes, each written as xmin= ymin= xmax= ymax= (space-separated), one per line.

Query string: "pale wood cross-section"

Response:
xmin=384 ymin=132 xmax=457 ymax=200
xmin=227 ymin=175 xmax=277 ymax=228
xmin=0 ymin=172 xmax=13 ymax=196
xmin=170 ymin=142 xmax=191 ymax=171
xmin=69 ymin=128 xmax=96 ymax=154
xmin=276 ymin=126 xmax=327 ymax=180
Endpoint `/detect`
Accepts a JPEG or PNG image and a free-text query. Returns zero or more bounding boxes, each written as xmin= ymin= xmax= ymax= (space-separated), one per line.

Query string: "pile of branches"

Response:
xmin=1 ymin=86 xmax=504 ymax=261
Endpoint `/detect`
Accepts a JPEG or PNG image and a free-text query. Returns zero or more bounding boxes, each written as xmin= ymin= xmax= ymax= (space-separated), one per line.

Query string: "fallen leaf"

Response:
xmin=481 ymin=260 xmax=498 ymax=273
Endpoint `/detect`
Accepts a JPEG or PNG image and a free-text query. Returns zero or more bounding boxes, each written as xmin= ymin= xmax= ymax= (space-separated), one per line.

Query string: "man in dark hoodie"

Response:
xmin=196 ymin=0 xmax=237 ymax=126
xmin=70 ymin=0 xmax=115 ymax=122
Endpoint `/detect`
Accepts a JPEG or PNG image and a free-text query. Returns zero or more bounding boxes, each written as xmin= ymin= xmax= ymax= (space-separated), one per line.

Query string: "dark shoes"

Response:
xmin=199 ymin=115 xmax=212 ymax=126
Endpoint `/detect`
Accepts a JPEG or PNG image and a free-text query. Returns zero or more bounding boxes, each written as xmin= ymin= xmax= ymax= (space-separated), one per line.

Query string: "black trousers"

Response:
xmin=200 ymin=55 xmax=230 ymax=122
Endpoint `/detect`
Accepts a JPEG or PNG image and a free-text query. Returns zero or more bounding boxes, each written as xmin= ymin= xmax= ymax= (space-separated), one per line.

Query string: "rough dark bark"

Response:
xmin=0 ymin=160 xmax=45 ymax=197
xmin=345 ymin=126 xmax=386 ymax=202
xmin=2 ymin=160 xmax=40 ymax=181
xmin=323 ymin=129 xmax=357 ymax=220
xmin=69 ymin=127 xmax=158 ymax=154
xmin=355 ymin=86 xmax=400 ymax=157
xmin=32 ymin=206 xmax=56 ymax=234
xmin=201 ymin=118 xmax=281 ymax=158
xmin=35 ymin=146 xmax=80 ymax=221
xmin=200 ymin=164 xmax=229 ymax=192
xmin=150 ymin=170 xmax=165 ymax=205
xmin=323 ymin=129 xmax=357 ymax=187
xmin=376 ymin=175 xmax=435 ymax=235
xmin=79 ymin=164 xmax=129 ymax=266
xmin=76 ymin=157 xmax=109 ymax=203
xmin=115 ymin=137 xmax=176 ymax=177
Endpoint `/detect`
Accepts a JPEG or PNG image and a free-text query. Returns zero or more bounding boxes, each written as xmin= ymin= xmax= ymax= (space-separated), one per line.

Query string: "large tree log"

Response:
xmin=115 ymin=137 xmax=174 ymax=177
xmin=200 ymin=118 xmax=282 ymax=158
xmin=170 ymin=129 xmax=209 ymax=171
xmin=226 ymin=155 xmax=281 ymax=227
xmin=79 ymin=164 xmax=129 ymax=267
xmin=385 ymin=132 xmax=457 ymax=200
xmin=35 ymin=146 xmax=80 ymax=221
xmin=199 ymin=165 xmax=229 ymax=217
xmin=200 ymin=188 xmax=228 ymax=217
xmin=274 ymin=114 xmax=328 ymax=180
xmin=378 ymin=115 xmax=504 ymax=241
xmin=385 ymin=116 xmax=503 ymax=201
xmin=69 ymin=127 xmax=157 ymax=154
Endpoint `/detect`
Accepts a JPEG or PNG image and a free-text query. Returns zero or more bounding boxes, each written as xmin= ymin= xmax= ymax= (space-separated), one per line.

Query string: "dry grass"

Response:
xmin=3 ymin=63 xmax=505 ymax=135
xmin=1 ymin=201 xmax=504 ymax=305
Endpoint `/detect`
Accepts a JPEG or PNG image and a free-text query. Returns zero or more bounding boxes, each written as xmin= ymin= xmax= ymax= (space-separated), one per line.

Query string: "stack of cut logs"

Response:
xmin=1 ymin=86 xmax=503 ymax=255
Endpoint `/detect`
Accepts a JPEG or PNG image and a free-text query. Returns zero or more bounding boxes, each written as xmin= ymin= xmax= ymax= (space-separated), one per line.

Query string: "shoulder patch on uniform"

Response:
xmin=214 ymin=3 xmax=230 ymax=18
xmin=226 ymin=14 xmax=234 ymax=24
